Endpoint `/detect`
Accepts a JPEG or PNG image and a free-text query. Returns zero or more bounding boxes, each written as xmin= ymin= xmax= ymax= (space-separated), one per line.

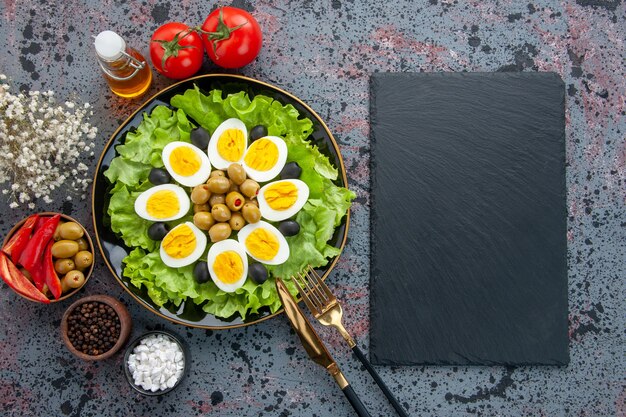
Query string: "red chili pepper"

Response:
xmin=18 ymin=214 xmax=60 ymax=272
xmin=0 ymin=251 xmax=50 ymax=304
xmin=2 ymin=214 xmax=39 ymax=264
xmin=43 ymin=239 xmax=62 ymax=300
xmin=30 ymin=261 xmax=46 ymax=292
xmin=34 ymin=216 xmax=48 ymax=231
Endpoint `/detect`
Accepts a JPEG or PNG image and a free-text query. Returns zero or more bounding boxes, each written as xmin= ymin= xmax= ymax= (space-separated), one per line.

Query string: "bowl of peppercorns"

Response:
xmin=61 ymin=295 xmax=132 ymax=361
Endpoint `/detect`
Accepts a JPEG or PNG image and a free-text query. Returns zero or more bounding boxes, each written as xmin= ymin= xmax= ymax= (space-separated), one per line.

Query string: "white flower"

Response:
xmin=0 ymin=74 xmax=96 ymax=209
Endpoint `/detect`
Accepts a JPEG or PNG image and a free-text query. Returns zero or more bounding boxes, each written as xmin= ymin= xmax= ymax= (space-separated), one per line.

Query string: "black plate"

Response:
xmin=92 ymin=74 xmax=349 ymax=329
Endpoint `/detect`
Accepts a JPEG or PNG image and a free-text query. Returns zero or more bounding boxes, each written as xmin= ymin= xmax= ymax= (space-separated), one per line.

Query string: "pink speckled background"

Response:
xmin=1 ymin=0 xmax=624 ymax=416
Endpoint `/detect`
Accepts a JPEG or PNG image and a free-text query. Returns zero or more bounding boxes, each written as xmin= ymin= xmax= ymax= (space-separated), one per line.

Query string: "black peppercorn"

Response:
xmin=67 ymin=302 xmax=121 ymax=356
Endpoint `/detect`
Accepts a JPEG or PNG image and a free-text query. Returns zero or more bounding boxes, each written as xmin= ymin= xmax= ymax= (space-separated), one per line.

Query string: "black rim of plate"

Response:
xmin=92 ymin=74 xmax=350 ymax=329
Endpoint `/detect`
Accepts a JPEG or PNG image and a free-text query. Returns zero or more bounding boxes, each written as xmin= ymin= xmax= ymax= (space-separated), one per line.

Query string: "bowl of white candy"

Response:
xmin=123 ymin=330 xmax=188 ymax=395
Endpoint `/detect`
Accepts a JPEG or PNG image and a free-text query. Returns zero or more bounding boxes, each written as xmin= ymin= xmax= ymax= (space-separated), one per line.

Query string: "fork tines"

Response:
xmin=291 ymin=265 xmax=336 ymax=316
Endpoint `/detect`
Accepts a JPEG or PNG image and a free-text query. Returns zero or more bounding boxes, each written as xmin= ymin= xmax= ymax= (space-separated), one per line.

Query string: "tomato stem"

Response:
xmin=152 ymin=30 xmax=197 ymax=72
xmin=196 ymin=8 xmax=248 ymax=60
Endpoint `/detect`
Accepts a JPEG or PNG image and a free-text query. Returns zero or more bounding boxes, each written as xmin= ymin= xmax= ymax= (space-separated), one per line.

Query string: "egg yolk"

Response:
xmin=217 ymin=129 xmax=245 ymax=162
xmin=213 ymin=251 xmax=244 ymax=284
xmin=169 ymin=146 xmax=201 ymax=176
xmin=162 ymin=225 xmax=197 ymax=259
xmin=245 ymin=229 xmax=280 ymax=261
xmin=244 ymin=139 xmax=278 ymax=171
xmin=264 ymin=182 xmax=298 ymax=210
xmin=146 ymin=190 xmax=180 ymax=219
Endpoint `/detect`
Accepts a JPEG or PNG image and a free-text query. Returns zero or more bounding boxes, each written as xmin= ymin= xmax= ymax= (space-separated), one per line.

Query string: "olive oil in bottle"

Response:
xmin=94 ymin=30 xmax=152 ymax=98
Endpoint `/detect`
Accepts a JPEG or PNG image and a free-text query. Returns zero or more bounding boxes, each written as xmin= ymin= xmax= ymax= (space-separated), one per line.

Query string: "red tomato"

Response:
xmin=201 ymin=7 xmax=262 ymax=69
xmin=150 ymin=22 xmax=204 ymax=79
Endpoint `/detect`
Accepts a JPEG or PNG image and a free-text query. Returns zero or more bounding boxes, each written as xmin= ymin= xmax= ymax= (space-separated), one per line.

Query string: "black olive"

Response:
xmin=248 ymin=263 xmax=268 ymax=285
xmin=147 ymin=222 xmax=170 ymax=240
xmin=194 ymin=261 xmax=210 ymax=284
xmin=278 ymin=220 xmax=300 ymax=236
xmin=190 ymin=126 xmax=211 ymax=149
xmin=249 ymin=125 xmax=268 ymax=141
xmin=148 ymin=168 xmax=171 ymax=185
xmin=280 ymin=162 xmax=302 ymax=179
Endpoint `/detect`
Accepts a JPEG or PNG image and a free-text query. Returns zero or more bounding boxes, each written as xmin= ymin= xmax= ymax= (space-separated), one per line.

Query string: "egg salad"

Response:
xmin=105 ymin=88 xmax=355 ymax=320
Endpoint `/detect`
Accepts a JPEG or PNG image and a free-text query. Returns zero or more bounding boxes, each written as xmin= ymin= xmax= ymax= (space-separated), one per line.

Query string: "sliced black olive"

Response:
xmin=147 ymin=222 xmax=170 ymax=240
xmin=191 ymin=126 xmax=211 ymax=149
xmin=278 ymin=220 xmax=300 ymax=237
xmin=193 ymin=261 xmax=210 ymax=284
xmin=248 ymin=263 xmax=268 ymax=285
xmin=280 ymin=162 xmax=302 ymax=179
xmin=148 ymin=168 xmax=171 ymax=185
xmin=249 ymin=125 xmax=268 ymax=141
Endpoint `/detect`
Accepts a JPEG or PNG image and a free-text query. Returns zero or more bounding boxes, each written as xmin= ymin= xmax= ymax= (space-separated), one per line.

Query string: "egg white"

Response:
xmin=207 ymin=118 xmax=248 ymax=170
xmin=237 ymin=221 xmax=290 ymax=265
xmin=241 ymin=136 xmax=288 ymax=183
xmin=159 ymin=222 xmax=207 ymax=268
xmin=257 ymin=179 xmax=310 ymax=222
xmin=207 ymin=239 xmax=249 ymax=293
xmin=161 ymin=141 xmax=211 ymax=187
xmin=134 ymin=184 xmax=190 ymax=222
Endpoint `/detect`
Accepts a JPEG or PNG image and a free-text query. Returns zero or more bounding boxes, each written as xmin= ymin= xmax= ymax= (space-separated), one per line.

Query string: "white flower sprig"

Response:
xmin=0 ymin=74 xmax=98 ymax=209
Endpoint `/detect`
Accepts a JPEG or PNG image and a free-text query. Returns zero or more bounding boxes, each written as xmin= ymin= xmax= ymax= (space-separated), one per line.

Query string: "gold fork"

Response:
xmin=292 ymin=265 xmax=409 ymax=417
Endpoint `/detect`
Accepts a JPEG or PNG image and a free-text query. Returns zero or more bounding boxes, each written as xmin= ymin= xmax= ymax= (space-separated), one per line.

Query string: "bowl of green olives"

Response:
xmin=2 ymin=212 xmax=95 ymax=303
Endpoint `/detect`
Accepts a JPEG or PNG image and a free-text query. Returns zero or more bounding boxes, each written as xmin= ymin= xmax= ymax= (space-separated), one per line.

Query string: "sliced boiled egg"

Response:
xmin=162 ymin=141 xmax=211 ymax=187
xmin=257 ymin=179 xmax=310 ymax=222
xmin=207 ymin=239 xmax=248 ymax=292
xmin=237 ymin=221 xmax=289 ymax=265
xmin=160 ymin=222 xmax=207 ymax=268
xmin=134 ymin=184 xmax=190 ymax=222
xmin=207 ymin=118 xmax=248 ymax=170
xmin=242 ymin=136 xmax=288 ymax=182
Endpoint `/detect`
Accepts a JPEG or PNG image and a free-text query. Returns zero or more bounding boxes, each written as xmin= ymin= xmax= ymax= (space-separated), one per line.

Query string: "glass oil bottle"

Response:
xmin=94 ymin=30 xmax=152 ymax=98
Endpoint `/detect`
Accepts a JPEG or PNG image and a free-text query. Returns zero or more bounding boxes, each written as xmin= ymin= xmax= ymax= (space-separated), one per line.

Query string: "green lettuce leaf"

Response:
xmin=268 ymin=181 xmax=355 ymax=280
xmin=104 ymin=106 xmax=194 ymax=251
xmin=107 ymin=181 xmax=156 ymax=251
xmin=116 ymin=106 xmax=193 ymax=167
xmin=103 ymin=158 xmax=151 ymax=186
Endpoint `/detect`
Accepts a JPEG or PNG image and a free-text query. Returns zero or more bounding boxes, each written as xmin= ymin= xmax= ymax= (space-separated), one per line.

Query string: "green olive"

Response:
xmin=55 ymin=258 xmax=75 ymax=275
xmin=242 ymin=203 xmax=261 ymax=224
xmin=240 ymin=179 xmax=260 ymax=198
xmin=227 ymin=163 xmax=247 ymax=185
xmin=211 ymin=203 xmax=231 ymax=222
xmin=244 ymin=198 xmax=259 ymax=207
xmin=42 ymin=284 xmax=51 ymax=297
xmin=228 ymin=182 xmax=240 ymax=193
xmin=207 ymin=176 xmax=230 ymax=194
xmin=194 ymin=203 xmax=210 ymax=213
xmin=209 ymin=170 xmax=226 ymax=178
xmin=209 ymin=193 xmax=225 ymax=207
xmin=73 ymin=251 xmax=93 ymax=270
xmin=191 ymin=184 xmax=211 ymax=205
xmin=60 ymin=277 xmax=72 ymax=293
xmin=193 ymin=211 xmax=215 ymax=231
xmin=63 ymin=270 xmax=85 ymax=289
xmin=225 ymin=191 xmax=245 ymax=212
xmin=229 ymin=213 xmax=246 ymax=231
xmin=59 ymin=222 xmax=84 ymax=240
xmin=53 ymin=223 xmax=64 ymax=241
xmin=51 ymin=240 xmax=79 ymax=259
xmin=75 ymin=237 xmax=89 ymax=251
xmin=208 ymin=223 xmax=232 ymax=243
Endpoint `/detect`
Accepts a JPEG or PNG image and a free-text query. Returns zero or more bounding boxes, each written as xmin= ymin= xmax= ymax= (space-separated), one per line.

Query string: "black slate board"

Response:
xmin=369 ymin=72 xmax=568 ymax=366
